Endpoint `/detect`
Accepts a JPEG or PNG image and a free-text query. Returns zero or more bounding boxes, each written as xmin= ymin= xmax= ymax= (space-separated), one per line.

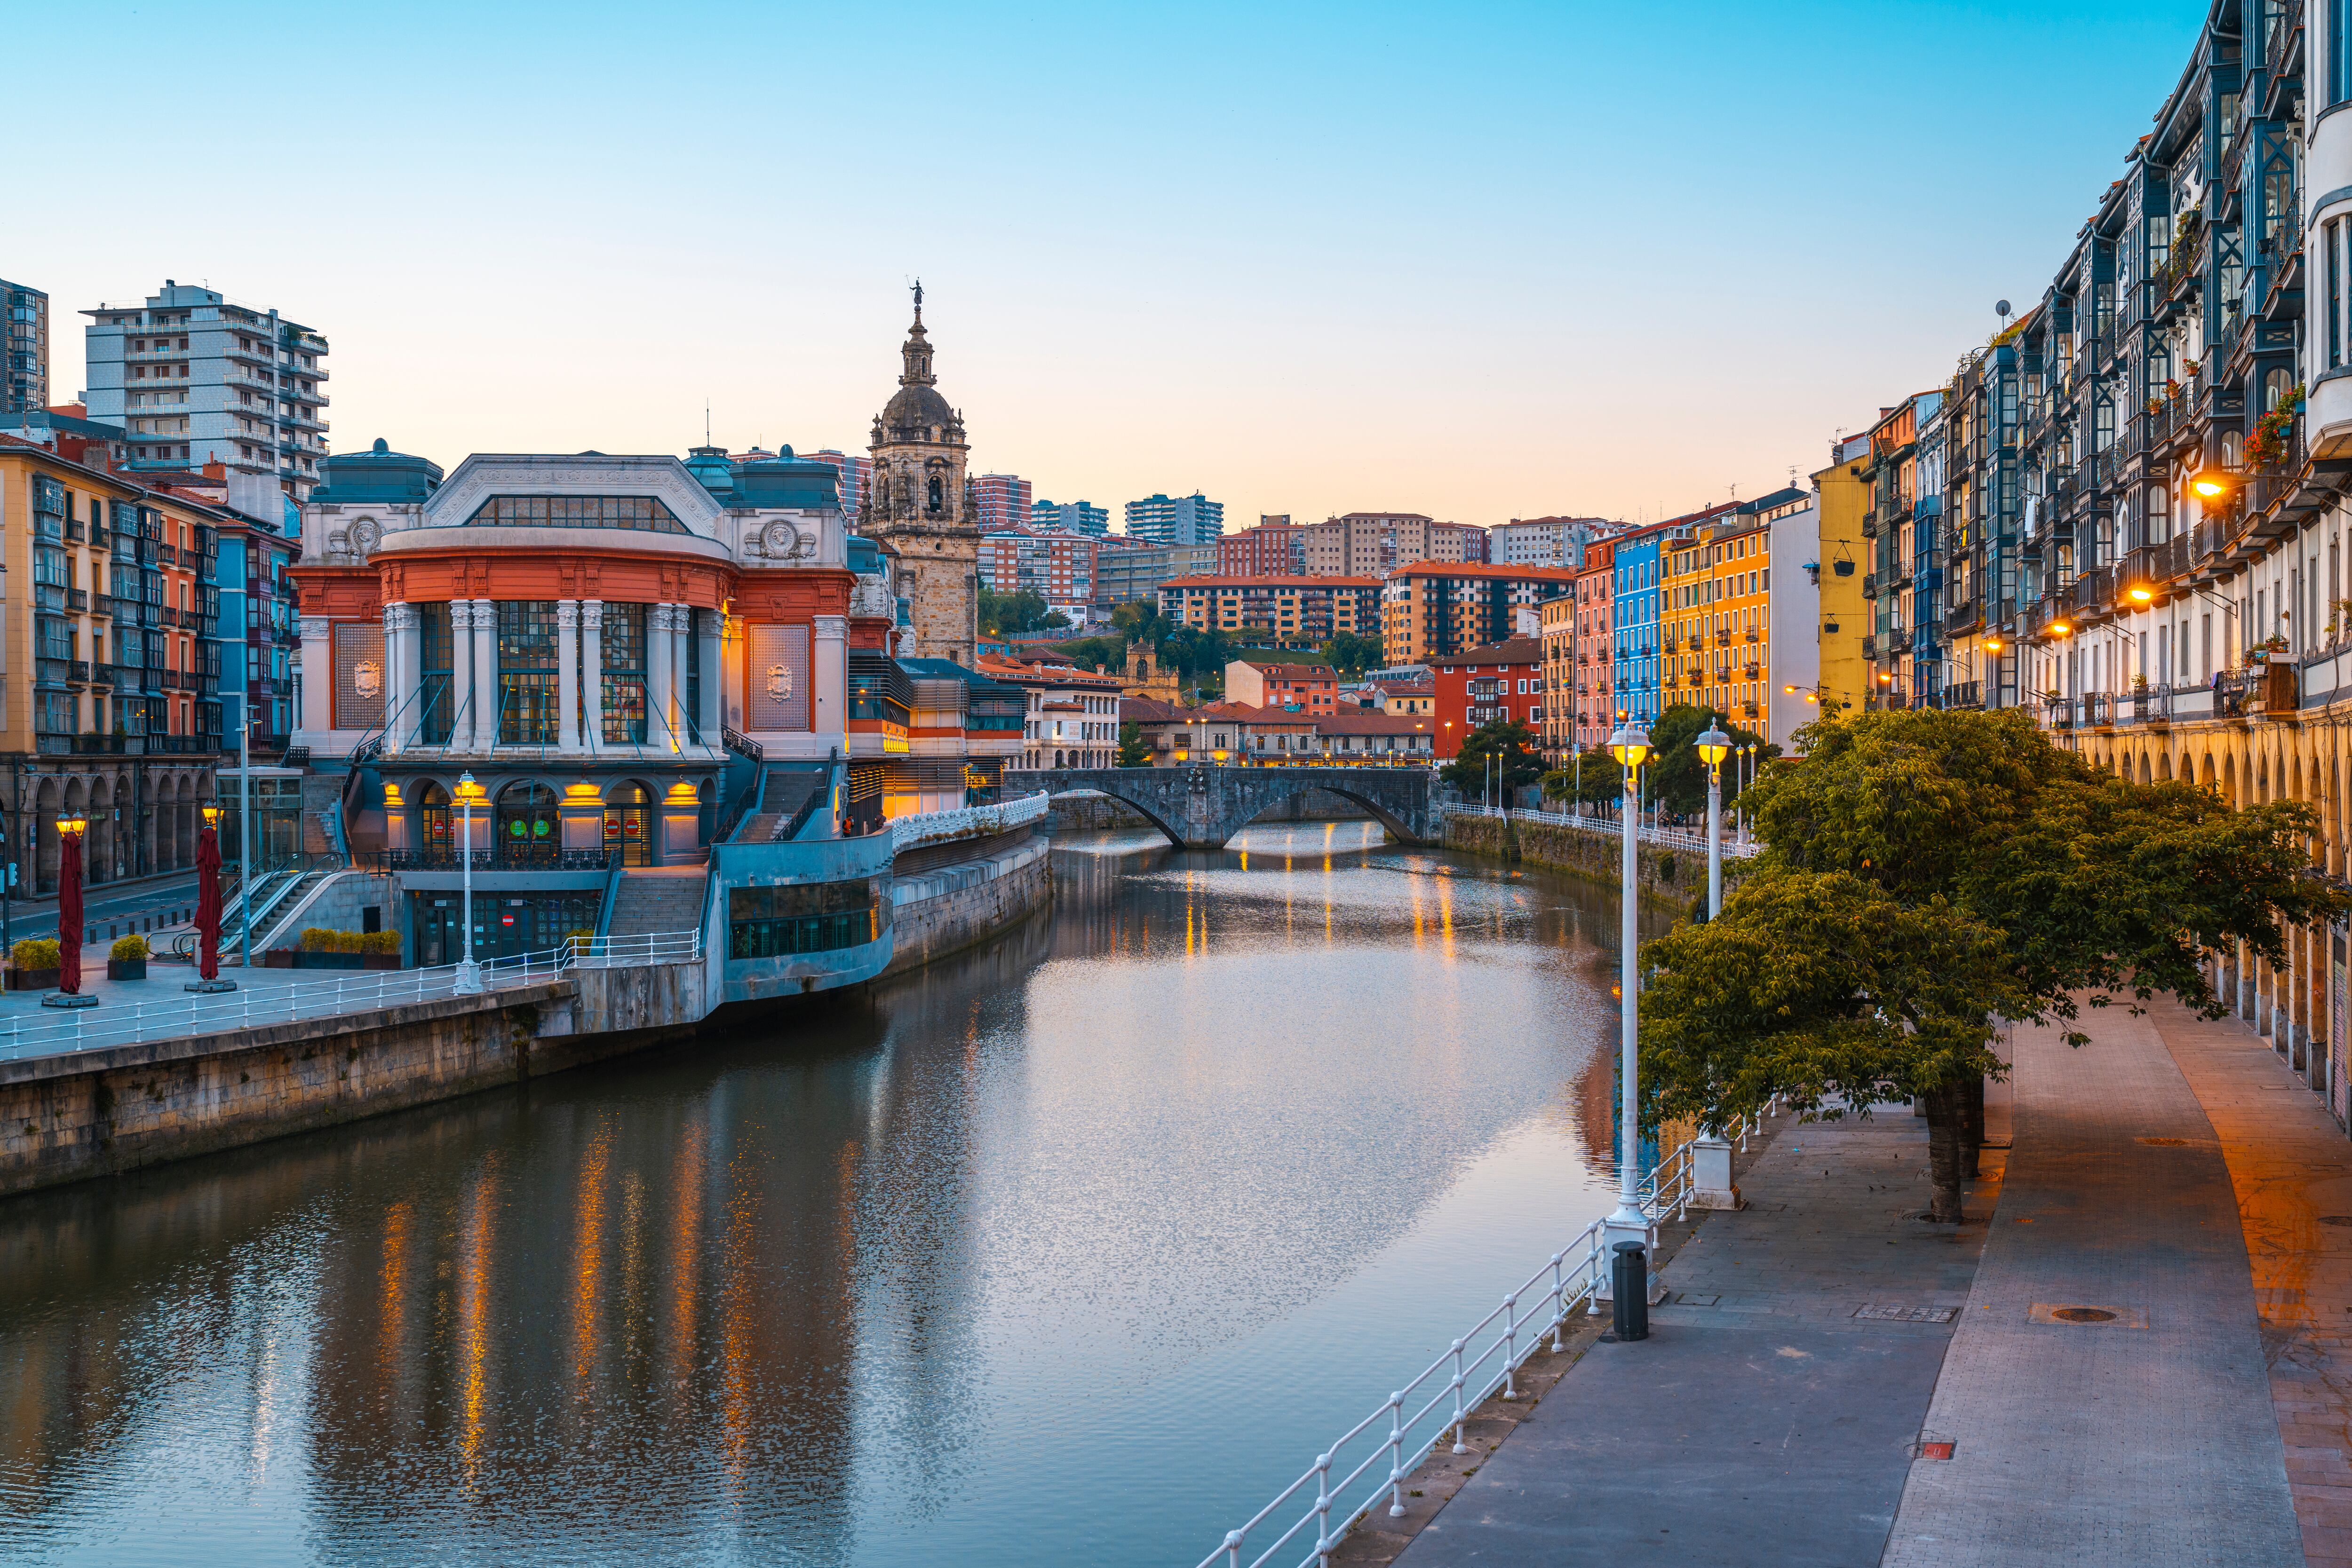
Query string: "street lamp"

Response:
xmin=454 ymin=771 xmax=481 ymax=994
xmin=1605 ymin=718 xmax=1652 ymax=1273
xmin=1696 ymin=719 xmax=1730 ymax=918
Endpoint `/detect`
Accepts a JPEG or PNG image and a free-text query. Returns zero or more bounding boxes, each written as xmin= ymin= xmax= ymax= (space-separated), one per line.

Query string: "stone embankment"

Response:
xmin=1441 ymin=812 xmax=1717 ymax=901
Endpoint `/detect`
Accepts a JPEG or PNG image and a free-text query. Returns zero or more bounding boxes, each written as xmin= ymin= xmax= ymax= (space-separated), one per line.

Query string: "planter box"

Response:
xmin=292 ymin=951 xmax=365 ymax=970
xmin=362 ymin=954 xmax=402 ymax=971
xmin=6 ymin=968 xmax=57 ymax=991
xmin=106 ymin=958 xmax=146 ymax=982
xmin=261 ymin=950 xmax=296 ymax=969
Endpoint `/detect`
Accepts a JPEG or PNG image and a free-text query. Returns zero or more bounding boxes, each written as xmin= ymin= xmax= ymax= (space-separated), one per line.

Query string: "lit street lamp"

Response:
xmin=1605 ymin=718 xmax=1652 ymax=1279
xmin=454 ymin=771 xmax=482 ymax=994
xmin=1696 ymin=718 xmax=1730 ymax=919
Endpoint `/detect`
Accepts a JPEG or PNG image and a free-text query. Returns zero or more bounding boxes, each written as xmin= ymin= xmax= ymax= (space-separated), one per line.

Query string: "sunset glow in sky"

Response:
xmin=15 ymin=0 xmax=2200 ymax=530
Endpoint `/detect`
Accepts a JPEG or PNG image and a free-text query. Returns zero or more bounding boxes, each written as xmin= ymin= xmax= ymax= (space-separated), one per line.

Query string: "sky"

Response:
xmin=9 ymin=0 xmax=2204 ymax=531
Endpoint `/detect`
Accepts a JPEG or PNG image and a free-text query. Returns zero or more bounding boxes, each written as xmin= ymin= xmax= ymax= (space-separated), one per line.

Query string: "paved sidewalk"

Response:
xmin=2156 ymin=1004 xmax=2352 ymax=1568
xmin=1882 ymin=1007 xmax=2303 ymax=1566
xmin=1394 ymin=1106 xmax=1999 ymax=1566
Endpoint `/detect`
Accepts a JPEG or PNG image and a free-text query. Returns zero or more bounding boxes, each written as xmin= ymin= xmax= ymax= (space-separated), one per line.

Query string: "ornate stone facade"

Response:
xmin=863 ymin=288 xmax=980 ymax=666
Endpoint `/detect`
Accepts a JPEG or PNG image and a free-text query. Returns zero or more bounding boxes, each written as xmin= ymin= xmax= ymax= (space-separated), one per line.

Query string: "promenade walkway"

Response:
xmin=1387 ymin=996 xmax=2344 ymax=1567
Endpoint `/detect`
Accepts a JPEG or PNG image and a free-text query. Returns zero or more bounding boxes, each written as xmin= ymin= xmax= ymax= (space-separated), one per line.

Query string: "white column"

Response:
xmin=471 ymin=597 xmax=496 ymax=751
xmin=449 ymin=601 xmax=474 ymax=751
xmin=582 ymin=601 xmax=605 ymax=754
xmin=698 ymin=608 xmax=724 ymax=746
xmin=813 ymin=614 xmax=847 ymax=745
xmin=297 ymin=615 xmax=332 ymax=736
xmin=646 ymin=603 xmax=674 ymax=752
xmin=556 ymin=600 xmax=580 ymax=753
xmin=384 ymin=602 xmax=414 ymax=755
xmin=673 ymin=604 xmax=694 ymax=746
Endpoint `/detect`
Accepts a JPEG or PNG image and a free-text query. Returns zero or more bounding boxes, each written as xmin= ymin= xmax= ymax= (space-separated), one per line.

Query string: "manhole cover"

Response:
xmin=2138 ymin=1137 xmax=2189 ymax=1146
xmin=2052 ymin=1307 xmax=2117 ymax=1323
xmin=1916 ymin=1440 xmax=1955 ymax=1460
xmin=2320 ymin=1217 xmax=2352 ymax=1227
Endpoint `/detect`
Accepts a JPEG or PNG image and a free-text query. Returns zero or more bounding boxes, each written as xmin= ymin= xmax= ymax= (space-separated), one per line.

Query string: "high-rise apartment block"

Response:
xmin=1490 ymin=515 xmax=1615 ymax=569
xmin=1301 ymin=512 xmax=1487 ymax=576
xmin=82 ymin=281 xmax=330 ymax=498
xmin=3 ymin=279 xmax=48 ymax=415
xmin=1124 ymin=491 xmax=1223 ymax=546
xmin=1093 ymin=540 xmax=1220 ymax=608
xmin=805 ymin=449 xmax=872 ymax=521
xmin=973 ymin=473 xmax=1033 ymax=534
xmin=1032 ymin=498 xmax=1109 ymax=537
xmin=980 ymin=525 xmax=1099 ymax=619
xmin=1218 ymin=515 xmax=1307 ymax=576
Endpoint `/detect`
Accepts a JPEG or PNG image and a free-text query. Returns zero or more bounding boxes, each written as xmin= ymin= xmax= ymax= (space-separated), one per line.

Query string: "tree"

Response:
xmin=1639 ymin=706 xmax=2350 ymax=1223
xmin=1116 ymin=721 xmax=1152 ymax=768
xmin=1640 ymin=871 xmax=2031 ymax=1220
xmin=979 ymin=588 xmax=1063 ymax=638
xmin=1319 ymin=632 xmax=1385 ymax=676
xmin=1441 ymin=719 xmax=1543 ymax=795
xmin=1059 ymin=634 xmax=1127 ymax=673
xmin=1541 ymin=745 xmax=1626 ymax=808
xmin=1640 ymin=704 xmax=1781 ymax=818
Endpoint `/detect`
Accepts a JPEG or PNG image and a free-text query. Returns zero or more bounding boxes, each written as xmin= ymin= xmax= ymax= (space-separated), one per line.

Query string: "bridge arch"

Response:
xmin=1012 ymin=766 xmax=1433 ymax=851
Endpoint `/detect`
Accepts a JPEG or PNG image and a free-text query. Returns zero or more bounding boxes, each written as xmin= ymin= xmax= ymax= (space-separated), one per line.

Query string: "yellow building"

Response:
xmin=1812 ymin=434 xmax=1873 ymax=713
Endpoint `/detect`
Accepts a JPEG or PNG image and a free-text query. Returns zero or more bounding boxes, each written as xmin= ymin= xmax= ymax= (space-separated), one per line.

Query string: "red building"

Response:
xmin=1433 ymin=634 xmax=1543 ymax=758
xmin=1573 ymin=536 xmax=1617 ymax=752
xmin=1217 ymin=517 xmax=1306 ymax=577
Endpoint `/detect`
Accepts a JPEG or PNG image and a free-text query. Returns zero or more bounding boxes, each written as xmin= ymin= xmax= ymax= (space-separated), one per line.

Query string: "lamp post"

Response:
xmin=45 ymin=812 xmax=95 ymax=1008
xmin=1605 ymin=718 xmax=1652 ymax=1273
xmin=1696 ymin=719 xmax=1730 ymax=918
xmin=189 ymin=803 xmax=234 ymax=992
xmin=454 ymin=771 xmax=481 ymax=994
xmin=238 ymin=710 xmax=252 ymax=972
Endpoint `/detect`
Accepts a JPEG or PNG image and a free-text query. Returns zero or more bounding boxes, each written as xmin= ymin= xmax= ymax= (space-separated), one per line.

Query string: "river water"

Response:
xmin=0 ymin=824 xmax=1648 ymax=1567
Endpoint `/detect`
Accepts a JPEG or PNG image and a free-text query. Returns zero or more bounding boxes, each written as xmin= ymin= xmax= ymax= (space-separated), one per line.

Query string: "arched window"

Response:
xmin=605 ymin=781 xmax=652 ymax=867
xmin=496 ymin=781 xmax=558 ymax=863
xmin=417 ymin=780 xmax=452 ymax=856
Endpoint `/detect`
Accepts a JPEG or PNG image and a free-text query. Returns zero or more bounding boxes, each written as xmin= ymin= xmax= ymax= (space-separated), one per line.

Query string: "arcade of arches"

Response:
xmin=2074 ymin=724 xmax=2352 ymax=1090
xmin=2 ymin=765 xmax=214 ymax=897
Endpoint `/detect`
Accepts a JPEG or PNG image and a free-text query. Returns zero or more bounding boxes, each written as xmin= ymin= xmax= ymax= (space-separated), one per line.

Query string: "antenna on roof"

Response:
xmin=705 ymin=401 xmax=711 ymax=446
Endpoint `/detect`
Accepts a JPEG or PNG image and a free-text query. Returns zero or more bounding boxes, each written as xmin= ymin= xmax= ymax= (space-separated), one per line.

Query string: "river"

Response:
xmin=0 ymin=822 xmax=1649 ymax=1567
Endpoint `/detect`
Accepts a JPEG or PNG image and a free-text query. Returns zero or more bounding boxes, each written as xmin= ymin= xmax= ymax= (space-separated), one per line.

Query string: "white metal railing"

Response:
xmin=1439 ymin=803 xmax=1761 ymax=858
xmin=567 ymin=930 xmax=703 ymax=968
xmin=1199 ymin=1103 xmax=1779 ymax=1568
xmin=888 ymin=789 xmax=1051 ymax=855
xmin=0 ymin=930 xmax=698 ymax=1064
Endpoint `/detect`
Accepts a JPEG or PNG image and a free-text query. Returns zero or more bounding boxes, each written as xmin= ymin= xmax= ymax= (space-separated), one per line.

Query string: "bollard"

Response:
xmin=1611 ymin=1242 xmax=1648 ymax=1342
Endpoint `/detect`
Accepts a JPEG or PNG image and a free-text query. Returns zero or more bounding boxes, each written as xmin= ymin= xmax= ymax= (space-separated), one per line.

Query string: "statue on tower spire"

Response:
xmin=911 ymin=277 xmax=923 ymax=323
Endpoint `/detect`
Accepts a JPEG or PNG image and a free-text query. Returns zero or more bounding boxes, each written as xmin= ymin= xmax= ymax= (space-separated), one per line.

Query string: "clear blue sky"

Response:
xmin=12 ymin=0 xmax=2203 ymax=527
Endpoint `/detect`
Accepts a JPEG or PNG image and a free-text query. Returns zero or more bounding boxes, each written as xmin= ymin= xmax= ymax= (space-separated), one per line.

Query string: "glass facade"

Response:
xmin=728 ymin=880 xmax=889 ymax=958
xmin=496 ymin=600 xmax=559 ymax=744
xmin=417 ymin=602 xmax=453 ymax=744
xmin=464 ymin=495 xmax=690 ymax=533
xmin=601 ymin=602 xmax=646 ymax=744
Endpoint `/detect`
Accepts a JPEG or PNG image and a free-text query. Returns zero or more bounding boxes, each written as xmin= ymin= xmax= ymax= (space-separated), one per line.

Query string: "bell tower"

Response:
xmin=864 ymin=282 xmax=980 ymax=665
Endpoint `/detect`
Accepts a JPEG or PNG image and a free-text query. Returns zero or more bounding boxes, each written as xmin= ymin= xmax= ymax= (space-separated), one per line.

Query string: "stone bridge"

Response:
xmin=1006 ymin=766 xmax=1434 ymax=850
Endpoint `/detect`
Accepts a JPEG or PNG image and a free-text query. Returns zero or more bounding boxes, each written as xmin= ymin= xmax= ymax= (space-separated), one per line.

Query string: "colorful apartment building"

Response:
xmin=1225 ymin=658 xmax=1338 ymax=714
xmin=1217 ymin=515 xmax=1306 ymax=577
xmin=1381 ymin=563 xmax=1579 ymax=666
xmin=1572 ymin=535 xmax=1616 ymax=754
xmin=1432 ymin=634 xmax=1543 ymax=758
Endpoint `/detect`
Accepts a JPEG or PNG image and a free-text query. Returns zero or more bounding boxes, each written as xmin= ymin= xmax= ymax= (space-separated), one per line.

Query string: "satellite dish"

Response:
xmin=1996 ymin=299 xmax=2012 ymax=318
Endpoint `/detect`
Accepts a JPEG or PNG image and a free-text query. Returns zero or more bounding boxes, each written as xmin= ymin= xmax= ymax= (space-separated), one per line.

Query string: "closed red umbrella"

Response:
xmin=196 ymin=821 xmax=222 ymax=982
xmin=57 ymin=827 xmax=82 ymax=996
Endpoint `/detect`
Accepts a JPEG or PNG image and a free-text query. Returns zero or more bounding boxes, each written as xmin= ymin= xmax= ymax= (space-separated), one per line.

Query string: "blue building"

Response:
xmin=1612 ymin=528 xmax=1663 ymax=725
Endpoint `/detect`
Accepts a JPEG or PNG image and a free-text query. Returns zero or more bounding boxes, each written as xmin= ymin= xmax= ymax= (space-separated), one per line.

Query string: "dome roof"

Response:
xmin=882 ymin=382 xmax=956 ymax=431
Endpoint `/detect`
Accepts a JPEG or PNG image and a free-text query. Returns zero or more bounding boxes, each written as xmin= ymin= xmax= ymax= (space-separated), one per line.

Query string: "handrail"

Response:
xmin=0 ymin=930 xmax=708 ymax=1064
xmin=1190 ymin=1111 xmax=1772 ymax=1568
xmin=1438 ymin=803 xmax=1760 ymax=858
xmin=885 ymin=790 xmax=1050 ymax=855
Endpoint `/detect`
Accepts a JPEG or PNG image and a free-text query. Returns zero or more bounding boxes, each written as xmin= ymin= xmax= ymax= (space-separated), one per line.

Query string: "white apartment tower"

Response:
xmin=83 ymin=280 xmax=330 ymax=498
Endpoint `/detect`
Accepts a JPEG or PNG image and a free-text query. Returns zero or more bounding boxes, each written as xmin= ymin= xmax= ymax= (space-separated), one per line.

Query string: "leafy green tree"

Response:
xmin=1058 ymin=634 xmax=1128 ymax=673
xmin=1111 ymin=600 xmax=1163 ymax=640
xmin=1441 ymin=720 xmax=1544 ymax=795
xmin=979 ymin=588 xmax=1065 ymax=638
xmin=1641 ymin=704 xmax=1781 ymax=818
xmin=1319 ymin=632 xmax=1385 ymax=675
xmin=1640 ymin=707 xmax=2349 ymax=1222
xmin=1542 ymin=745 xmax=1626 ymax=808
xmin=1116 ymin=721 xmax=1152 ymax=768
xmin=1641 ymin=871 xmax=2031 ymax=1220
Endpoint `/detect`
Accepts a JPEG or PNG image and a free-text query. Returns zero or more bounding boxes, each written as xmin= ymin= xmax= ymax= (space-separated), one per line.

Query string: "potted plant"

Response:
xmin=2130 ymin=673 xmax=2149 ymax=691
xmin=8 ymin=938 xmax=59 ymax=991
xmin=361 ymin=930 xmax=403 ymax=970
xmin=295 ymin=928 xmax=366 ymax=970
xmin=261 ymin=948 xmax=296 ymax=968
xmin=107 ymin=933 xmax=147 ymax=982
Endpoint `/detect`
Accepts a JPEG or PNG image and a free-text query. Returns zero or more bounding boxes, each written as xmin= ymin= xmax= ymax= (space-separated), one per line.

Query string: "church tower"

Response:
xmin=863 ymin=284 xmax=980 ymax=665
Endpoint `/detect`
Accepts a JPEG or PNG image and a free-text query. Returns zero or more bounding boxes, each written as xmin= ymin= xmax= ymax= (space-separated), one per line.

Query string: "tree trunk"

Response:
xmin=1923 ymin=1079 xmax=1966 ymax=1223
xmin=1958 ymin=1072 xmax=1984 ymax=1180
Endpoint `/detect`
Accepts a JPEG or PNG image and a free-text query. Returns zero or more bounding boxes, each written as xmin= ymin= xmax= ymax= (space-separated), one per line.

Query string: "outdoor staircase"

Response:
xmin=605 ymin=867 xmax=707 ymax=937
xmin=735 ymin=766 xmax=829 ymax=843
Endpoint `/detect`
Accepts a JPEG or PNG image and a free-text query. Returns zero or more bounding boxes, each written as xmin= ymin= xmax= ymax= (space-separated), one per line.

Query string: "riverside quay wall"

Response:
xmin=1441 ymin=812 xmax=1719 ymax=901
xmin=0 ymin=826 xmax=1057 ymax=1199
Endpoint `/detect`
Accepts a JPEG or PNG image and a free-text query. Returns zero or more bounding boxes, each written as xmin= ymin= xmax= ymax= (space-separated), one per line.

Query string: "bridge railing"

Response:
xmin=888 ymin=790 xmax=1051 ymax=855
xmin=1192 ymin=1102 xmax=1780 ymax=1568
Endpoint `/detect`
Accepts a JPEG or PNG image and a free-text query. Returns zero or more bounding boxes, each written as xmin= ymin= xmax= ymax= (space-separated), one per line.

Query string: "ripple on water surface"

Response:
xmin=0 ymin=823 xmax=1641 ymax=1567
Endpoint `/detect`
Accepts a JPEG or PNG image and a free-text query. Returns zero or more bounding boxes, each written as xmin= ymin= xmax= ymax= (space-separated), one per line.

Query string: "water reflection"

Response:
xmin=0 ymin=824 xmax=1658 ymax=1567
